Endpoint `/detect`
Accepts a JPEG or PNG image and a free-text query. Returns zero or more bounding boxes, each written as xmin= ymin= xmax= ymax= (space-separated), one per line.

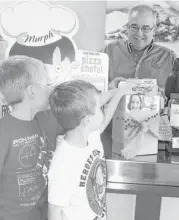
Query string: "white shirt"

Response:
xmin=48 ymin=130 xmax=106 ymax=220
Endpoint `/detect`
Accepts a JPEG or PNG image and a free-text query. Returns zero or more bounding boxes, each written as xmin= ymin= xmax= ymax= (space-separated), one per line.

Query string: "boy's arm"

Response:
xmin=100 ymin=87 xmax=138 ymax=133
xmin=100 ymin=89 xmax=117 ymax=107
xmin=100 ymin=89 xmax=124 ymax=133
xmin=48 ymin=203 xmax=67 ymax=220
xmin=100 ymin=78 xmax=127 ymax=106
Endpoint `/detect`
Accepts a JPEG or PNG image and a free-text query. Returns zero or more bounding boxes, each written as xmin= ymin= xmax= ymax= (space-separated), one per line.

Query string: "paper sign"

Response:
xmin=71 ymin=50 xmax=109 ymax=92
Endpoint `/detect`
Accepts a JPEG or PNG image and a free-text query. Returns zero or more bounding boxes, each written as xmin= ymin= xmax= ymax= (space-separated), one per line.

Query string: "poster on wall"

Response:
xmin=0 ymin=0 xmax=108 ymax=118
xmin=105 ymin=1 xmax=179 ymax=56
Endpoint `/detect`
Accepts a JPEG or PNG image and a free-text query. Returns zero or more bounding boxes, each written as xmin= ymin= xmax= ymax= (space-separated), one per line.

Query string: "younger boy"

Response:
xmin=0 ymin=55 xmax=64 ymax=220
xmin=48 ymin=80 xmax=134 ymax=220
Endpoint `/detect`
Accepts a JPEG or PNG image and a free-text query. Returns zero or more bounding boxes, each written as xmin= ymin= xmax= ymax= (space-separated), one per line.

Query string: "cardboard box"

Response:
xmin=112 ymin=79 xmax=160 ymax=159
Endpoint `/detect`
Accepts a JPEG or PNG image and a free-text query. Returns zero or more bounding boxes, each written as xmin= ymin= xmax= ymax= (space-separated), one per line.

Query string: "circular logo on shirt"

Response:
xmin=19 ymin=144 xmax=37 ymax=167
xmin=86 ymin=158 xmax=107 ymax=216
xmin=150 ymin=60 xmax=164 ymax=76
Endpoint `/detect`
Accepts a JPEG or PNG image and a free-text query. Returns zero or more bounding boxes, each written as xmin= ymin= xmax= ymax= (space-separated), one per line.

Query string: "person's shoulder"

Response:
xmin=153 ymin=43 xmax=176 ymax=55
xmin=105 ymin=39 xmax=126 ymax=50
xmin=88 ymin=130 xmax=104 ymax=155
xmin=90 ymin=130 xmax=101 ymax=137
xmin=107 ymin=40 xmax=120 ymax=47
xmin=50 ymin=139 xmax=77 ymax=172
xmin=53 ymin=139 xmax=66 ymax=158
xmin=88 ymin=130 xmax=102 ymax=145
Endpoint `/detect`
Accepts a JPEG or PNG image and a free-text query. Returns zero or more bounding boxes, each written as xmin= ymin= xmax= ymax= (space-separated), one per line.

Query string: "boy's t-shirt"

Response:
xmin=48 ymin=130 xmax=107 ymax=220
xmin=0 ymin=110 xmax=64 ymax=220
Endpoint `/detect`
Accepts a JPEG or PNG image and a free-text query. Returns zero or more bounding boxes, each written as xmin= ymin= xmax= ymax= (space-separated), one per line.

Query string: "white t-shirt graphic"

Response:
xmin=48 ymin=130 xmax=107 ymax=220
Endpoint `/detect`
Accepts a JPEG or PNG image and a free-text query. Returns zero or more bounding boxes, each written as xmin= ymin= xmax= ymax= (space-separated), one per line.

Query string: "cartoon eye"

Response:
xmin=55 ymin=65 xmax=62 ymax=73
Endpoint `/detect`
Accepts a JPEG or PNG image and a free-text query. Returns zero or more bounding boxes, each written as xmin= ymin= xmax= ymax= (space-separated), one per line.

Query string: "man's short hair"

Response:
xmin=49 ymin=80 xmax=99 ymax=131
xmin=0 ymin=55 xmax=47 ymax=106
xmin=129 ymin=4 xmax=157 ymax=25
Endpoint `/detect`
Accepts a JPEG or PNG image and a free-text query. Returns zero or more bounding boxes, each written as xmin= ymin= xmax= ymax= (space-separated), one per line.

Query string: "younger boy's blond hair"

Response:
xmin=0 ymin=55 xmax=48 ymax=106
xmin=49 ymin=80 xmax=100 ymax=131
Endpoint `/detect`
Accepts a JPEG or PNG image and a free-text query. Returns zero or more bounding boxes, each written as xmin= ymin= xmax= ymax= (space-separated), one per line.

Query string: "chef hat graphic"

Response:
xmin=0 ymin=0 xmax=79 ymax=84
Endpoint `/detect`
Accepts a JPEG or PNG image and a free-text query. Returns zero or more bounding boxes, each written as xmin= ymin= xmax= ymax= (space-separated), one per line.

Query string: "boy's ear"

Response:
xmin=82 ymin=115 xmax=91 ymax=126
xmin=26 ymin=84 xmax=35 ymax=100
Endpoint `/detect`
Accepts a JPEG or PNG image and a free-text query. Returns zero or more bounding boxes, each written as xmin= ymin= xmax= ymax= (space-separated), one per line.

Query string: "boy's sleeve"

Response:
xmin=48 ymin=148 xmax=79 ymax=206
xmin=89 ymin=130 xmax=104 ymax=157
xmin=0 ymin=125 xmax=9 ymax=178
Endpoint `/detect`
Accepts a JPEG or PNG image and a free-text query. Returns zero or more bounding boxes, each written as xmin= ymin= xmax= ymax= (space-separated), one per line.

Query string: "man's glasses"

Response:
xmin=128 ymin=24 xmax=154 ymax=33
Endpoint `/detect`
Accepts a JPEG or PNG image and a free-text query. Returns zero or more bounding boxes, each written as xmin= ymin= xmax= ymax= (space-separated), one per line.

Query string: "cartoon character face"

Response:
xmin=0 ymin=0 xmax=78 ymax=86
xmin=8 ymin=35 xmax=76 ymax=86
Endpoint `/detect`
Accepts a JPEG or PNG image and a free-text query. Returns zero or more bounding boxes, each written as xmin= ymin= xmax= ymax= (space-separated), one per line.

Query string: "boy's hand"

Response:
xmin=108 ymin=77 xmax=126 ymax=90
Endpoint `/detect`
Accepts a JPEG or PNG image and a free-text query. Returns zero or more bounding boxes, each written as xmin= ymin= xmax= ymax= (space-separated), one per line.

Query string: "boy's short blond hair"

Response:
xmin=0 ymin=55 xmax=48 ymax=105
xmin=49 ymin=80 xmax=100 ymax=131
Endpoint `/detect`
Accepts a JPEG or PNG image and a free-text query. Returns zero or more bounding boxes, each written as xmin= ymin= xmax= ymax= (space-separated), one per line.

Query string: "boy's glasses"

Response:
xmin=128 ymin=24 xmax=154 ymax=33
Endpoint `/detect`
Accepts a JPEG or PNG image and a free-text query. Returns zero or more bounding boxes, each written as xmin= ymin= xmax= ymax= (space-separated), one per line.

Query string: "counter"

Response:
xmin=105 ymin=142 xmax=179 ymax=220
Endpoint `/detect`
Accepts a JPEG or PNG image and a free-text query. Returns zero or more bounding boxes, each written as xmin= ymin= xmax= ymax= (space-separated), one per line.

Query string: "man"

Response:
xmin=104 ymin=4 xmax=176 ymax=90
xmin=101 ymin=4 xmax=176 ymax=156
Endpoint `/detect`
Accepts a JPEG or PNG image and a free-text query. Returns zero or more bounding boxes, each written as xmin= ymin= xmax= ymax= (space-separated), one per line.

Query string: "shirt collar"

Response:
xmin=127 ymin=40 xmax=154 ymax=54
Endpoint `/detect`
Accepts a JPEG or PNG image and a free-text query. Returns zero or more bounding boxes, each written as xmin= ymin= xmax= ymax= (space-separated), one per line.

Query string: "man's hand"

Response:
xmin=108 ymin=77 xmax=126 ymax=90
